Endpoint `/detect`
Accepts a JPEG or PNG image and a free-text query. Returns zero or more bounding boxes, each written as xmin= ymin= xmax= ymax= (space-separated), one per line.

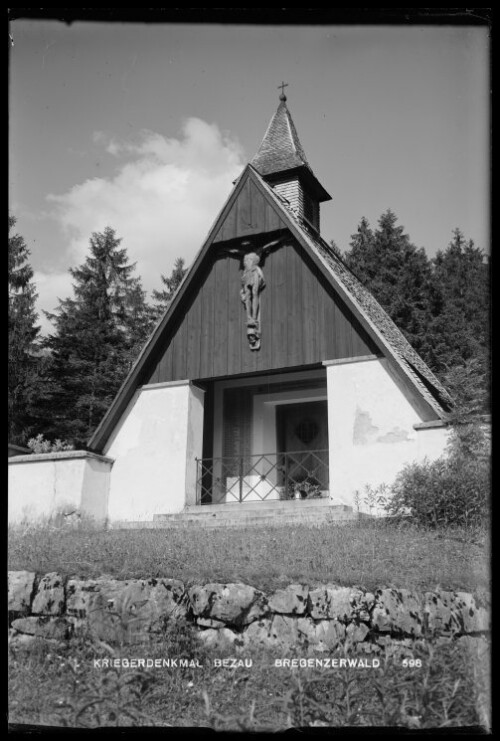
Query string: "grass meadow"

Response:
xmin=8 ymin=519 xmax=489 ymax=594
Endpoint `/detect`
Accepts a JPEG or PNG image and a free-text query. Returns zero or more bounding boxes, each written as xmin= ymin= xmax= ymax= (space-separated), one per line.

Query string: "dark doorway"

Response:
xmin=276 ymin=400 xmax=329 ymax=496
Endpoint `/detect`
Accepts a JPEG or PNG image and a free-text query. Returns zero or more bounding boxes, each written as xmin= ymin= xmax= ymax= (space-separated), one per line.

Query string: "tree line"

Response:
xmin=8 ymin=219 xmax=187 ymax=448
xmin=343 ymin=210 xmax=489 ymax=420
xmin=8 ymin=210 xmax=489 ymax=448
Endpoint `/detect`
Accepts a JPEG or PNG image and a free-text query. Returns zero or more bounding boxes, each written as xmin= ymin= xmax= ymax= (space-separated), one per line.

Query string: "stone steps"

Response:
xmin=111 ymin=503 xmax=365 ymax=529
xmin=180 ymin=498 xmax=335 ymax=513
xmin=154 ymin=503 xmax=348 ymax=521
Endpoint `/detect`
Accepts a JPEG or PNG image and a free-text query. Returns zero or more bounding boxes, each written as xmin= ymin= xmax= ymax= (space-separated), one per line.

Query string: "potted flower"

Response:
xmin=291 ymin=477 xmax=321 ymax=500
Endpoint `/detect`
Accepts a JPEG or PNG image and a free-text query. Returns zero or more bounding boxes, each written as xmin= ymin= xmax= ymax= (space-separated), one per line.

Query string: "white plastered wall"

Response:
xmin=326 ymin=358 xmax=449 ymax=512
xmin=104 ymin=381 xmax=204 ymax=522
xmin=8 ymin=451 xmax=112 ymax=524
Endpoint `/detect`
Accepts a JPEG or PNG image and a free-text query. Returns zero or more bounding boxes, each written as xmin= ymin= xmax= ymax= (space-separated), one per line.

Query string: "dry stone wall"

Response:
xmin=8 ymin=571 xmax=490 ymax=653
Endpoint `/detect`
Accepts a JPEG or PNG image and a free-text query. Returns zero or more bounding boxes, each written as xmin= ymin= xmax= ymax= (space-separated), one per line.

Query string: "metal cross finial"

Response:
xmin=278 ymin=81 xmax=288 ymax=100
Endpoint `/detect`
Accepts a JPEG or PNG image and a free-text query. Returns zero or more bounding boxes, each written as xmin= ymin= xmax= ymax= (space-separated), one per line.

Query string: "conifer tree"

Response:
xmin=428 ymin=229 xmax=489 ymax=372
xmin=8 ymin=215 xmax=40 ymax=444
xmin=152 ymin=257 xmax=187 ymax=320
xmin=344 ymin=210 xmax=434 ymax=357
xmin=343 ymin=216 xmax=375 ymax=275
xmin=428 ymin=230 xmax=490 ymax=415
xmin=344 ymin=214 xmax=489 ymax=415
xmin=41 ymin=227 xmax=153 ymax=446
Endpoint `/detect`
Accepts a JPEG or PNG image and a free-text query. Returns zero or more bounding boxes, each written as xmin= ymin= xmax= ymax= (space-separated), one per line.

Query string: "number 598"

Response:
xmin=402 ymin=658 xmax=422 ymax=668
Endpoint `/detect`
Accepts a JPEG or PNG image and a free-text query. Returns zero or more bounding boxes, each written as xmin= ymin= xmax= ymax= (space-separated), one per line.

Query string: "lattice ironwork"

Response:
xmin=195 ymin=449 xmax=329 ymax=505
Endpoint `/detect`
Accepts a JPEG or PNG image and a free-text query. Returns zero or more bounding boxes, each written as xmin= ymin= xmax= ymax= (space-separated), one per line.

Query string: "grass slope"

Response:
xmin=8 ymin=521 xmax=489 ymax=594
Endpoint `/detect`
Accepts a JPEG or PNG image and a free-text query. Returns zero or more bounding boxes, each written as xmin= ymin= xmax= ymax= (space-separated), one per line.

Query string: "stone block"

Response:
xmin=11 ymin=616 xmax=72 ymax=640
xmin=310 ymin=619 xmax=346 ymax=651
xmin=371 ymin=588 xmax=423 ymax=637
xmin=355 ymin=592 xmax=376 ymax=622
xmin=424 ymin=592 xmax=490 ymax=636
xmin=242 ymin=618 xmax=273 ymax=648
xmin=424 ymin=591 xmax=461 ymax=635
xmin=308 ymin=585 xmax=374 ymax=622
xmin=197 ymin=627 xmax=241 ymax=650
xmin=32 ymin=573 xmax=65 ymax=616
xmin=66 ymin=578 xmax=120 ymax=619
xmin=67 ymin=577 xmax=187 ymax=644
xmin=188 ymin=583 xmax=267 ymax=626
xmin=267 ymin=584 xmax=309 ymax=615
xmin=8 ymin=571 xmax=36 ymax=616
xmin=346 ymin=622 xmax=370 ymax=643
xmin=243 ymin=615 xmax=303 ymax=650
xmin=269 ymin=614 xmax=301 ymax=647
xmin=8 ymin=633 xmax=39 ymax=650
xmin=296 ymin=617 xmax=317 ymax=644
xmin=323 ymin=587 xmax=352 ymax=621
xmin=308 ymin=586 xmax=330 ymax=618
xmin=454 ymin=592 xmax=490 ymax=634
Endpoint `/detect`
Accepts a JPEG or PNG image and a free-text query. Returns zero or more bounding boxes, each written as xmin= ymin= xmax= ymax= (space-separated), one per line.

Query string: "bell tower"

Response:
xmin=251 ymin=84 xmax=331 ymax=233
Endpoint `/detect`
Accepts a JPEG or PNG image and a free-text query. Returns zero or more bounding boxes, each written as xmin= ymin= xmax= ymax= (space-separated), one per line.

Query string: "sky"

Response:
xmin=9 ymin=18 xmax=490 ymax=334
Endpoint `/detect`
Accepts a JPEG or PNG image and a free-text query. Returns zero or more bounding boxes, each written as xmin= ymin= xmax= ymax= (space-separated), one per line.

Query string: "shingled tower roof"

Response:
xmin=251 ymin=98 xmax=310 ymax=174
xmin=251 ymin=92 xmax=331 ymax=204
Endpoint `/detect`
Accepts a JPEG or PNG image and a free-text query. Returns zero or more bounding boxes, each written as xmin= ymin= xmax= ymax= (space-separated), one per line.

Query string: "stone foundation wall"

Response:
xmin=8 ymin=571 xmax=490 ymax=654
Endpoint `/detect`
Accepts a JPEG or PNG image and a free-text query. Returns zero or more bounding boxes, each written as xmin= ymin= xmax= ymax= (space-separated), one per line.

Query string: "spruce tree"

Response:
xmin=152 ymin=257 xmax=187 ymax=320
xmin=344 ymin=210 xmax=434 ymax=357
xmin=428 ymin=230 xmax=490 ymax=416
xmin=8 ymin=215 xmax=40 ymax=444
xmin=343 ymin=216 xmax=375 ymax=277
xmin=344 ymin=214 xmax=489 ymax=415
xmin=428 ymin=229 xmax=489 ymax=372
xmin=42 ymin=227 xmax=153 ymax=446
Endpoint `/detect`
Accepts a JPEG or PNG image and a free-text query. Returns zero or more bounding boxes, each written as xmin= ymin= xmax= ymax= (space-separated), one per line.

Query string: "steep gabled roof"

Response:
xmin=88 ymin=164 xmax=450 ymax=453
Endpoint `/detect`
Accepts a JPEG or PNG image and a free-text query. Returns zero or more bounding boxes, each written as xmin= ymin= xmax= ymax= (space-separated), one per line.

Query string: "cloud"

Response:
xmin=41 ymin=118 xmax=245 ymax=331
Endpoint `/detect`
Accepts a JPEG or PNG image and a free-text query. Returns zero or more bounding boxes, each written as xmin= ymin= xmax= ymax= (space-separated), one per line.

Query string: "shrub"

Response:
xmin=383 ymin=423 xmax=489 ymax=529
xmin=27 ymin=433 xmax=74 ymax=454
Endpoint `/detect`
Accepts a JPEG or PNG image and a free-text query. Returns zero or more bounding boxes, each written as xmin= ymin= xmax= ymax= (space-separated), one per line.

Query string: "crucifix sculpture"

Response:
xmin=240 ymin=251 xmax=266 ymax=351
xmin=221 ymin=235 xmax=285 ymax=351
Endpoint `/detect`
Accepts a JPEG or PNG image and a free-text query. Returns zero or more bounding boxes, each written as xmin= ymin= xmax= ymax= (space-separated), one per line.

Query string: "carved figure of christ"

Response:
xmin=222 ymin=235 xmax=285 ymax=351
xmin=240 ymin=252 xmax=265 ymax=324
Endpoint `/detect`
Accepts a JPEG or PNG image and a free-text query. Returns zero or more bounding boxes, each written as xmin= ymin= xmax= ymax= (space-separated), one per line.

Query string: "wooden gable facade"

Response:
xmin=90 ymin=164 xmax=386 ymax=453
xmin=143 ymin=171 xmax=378 ymax=385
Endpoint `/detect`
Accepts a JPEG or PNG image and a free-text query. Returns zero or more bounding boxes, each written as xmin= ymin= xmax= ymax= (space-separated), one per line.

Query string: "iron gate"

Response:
xmin=195 ymin=449 xmax=329 ymax=504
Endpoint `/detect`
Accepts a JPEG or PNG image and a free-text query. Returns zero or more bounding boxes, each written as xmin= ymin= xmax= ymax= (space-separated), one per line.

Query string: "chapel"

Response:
xmin=82 ymin=88 xmax=452 ymax=524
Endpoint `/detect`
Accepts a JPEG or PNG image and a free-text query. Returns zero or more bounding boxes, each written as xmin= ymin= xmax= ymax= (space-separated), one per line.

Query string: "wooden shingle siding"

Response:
xmin=143 ymin=239 xmax=379 ymax=384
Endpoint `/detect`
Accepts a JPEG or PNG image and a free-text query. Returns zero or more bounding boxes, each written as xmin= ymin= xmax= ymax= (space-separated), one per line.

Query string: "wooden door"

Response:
xmin=276 ymin=401 xmax=329 ymax=494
